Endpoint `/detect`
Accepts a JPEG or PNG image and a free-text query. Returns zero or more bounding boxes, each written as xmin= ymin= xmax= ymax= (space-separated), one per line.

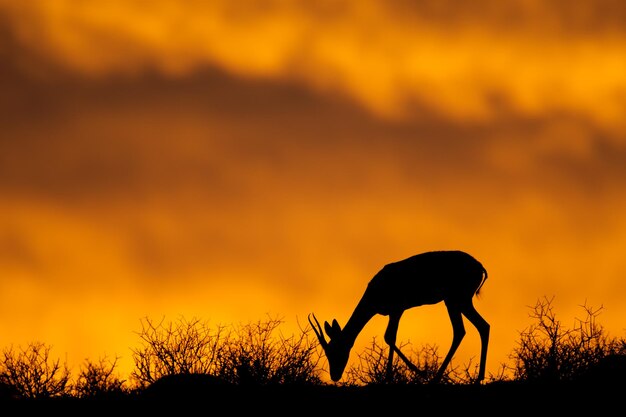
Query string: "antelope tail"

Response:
xmin=475 ymin=266 xmax=488 ymax=296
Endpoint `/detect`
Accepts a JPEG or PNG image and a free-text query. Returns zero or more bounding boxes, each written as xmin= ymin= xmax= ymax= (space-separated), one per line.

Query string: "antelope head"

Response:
xmin=308 ymin=313 xmax=351 ymax=382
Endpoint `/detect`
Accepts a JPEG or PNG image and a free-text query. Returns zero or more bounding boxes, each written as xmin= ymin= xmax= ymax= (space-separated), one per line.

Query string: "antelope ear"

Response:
xmin=324 ymin=321 xmax=333 ymax=336
xmin=325 ymin=319 xmax=343 ymax=338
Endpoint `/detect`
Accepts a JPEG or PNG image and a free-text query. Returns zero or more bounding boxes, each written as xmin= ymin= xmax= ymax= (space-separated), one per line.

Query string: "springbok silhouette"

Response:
xmin=309 ymin=250 xmax=490 ymax=383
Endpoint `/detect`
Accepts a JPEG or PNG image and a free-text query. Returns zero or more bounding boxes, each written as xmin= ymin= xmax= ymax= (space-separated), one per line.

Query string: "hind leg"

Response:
xmin=434 ymin=300 xmax=466 ymax=383
xmin=461 ymin=301 xmax=490 ymax=382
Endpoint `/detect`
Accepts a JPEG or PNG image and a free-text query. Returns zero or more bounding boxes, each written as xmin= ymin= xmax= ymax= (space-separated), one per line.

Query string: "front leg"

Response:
xmin=385 ymin=312 xmax=423 ymax=379
xmin=391 ymin=344 xmax=420 ymax=373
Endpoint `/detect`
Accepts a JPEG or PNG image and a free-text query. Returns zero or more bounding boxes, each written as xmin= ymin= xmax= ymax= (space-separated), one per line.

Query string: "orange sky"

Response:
xmin=1 ymin=0 xmax=626 ymax=383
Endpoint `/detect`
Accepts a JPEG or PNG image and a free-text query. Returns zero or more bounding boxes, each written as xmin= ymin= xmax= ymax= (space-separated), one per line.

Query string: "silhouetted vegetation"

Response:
xmin=506 ymin=296 xmax=626 ymax=383
xmin=74 ymin=356 xmax=128 ymax=399
xmin=218 ymin=315 xmax=323 ymax=385
xmin=1 ymin=297 xmax=625 ymax=404
xmin=346 ymin=339 xmax=439 ymax=385
xmin=130 ymin=316 xmax=229 ymax=388
xmin=130 ymin=314 xmax=322 ymax=388
xmin=344 ymin=338 xmax=486 ymax=385
xmin=0 ymin=341 xmax=71 ymax=399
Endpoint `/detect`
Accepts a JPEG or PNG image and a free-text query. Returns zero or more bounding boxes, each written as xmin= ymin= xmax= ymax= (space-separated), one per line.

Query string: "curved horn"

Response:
xmin=308 ymin=313 xmax=328 ymax=348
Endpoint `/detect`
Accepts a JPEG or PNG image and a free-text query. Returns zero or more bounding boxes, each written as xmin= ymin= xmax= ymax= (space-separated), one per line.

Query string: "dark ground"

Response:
xmin=3 ymin=377 xmax=623 ymax=415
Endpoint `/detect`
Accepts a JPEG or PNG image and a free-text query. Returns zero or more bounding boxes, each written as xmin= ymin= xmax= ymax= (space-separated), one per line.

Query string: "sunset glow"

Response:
xmin=1 ymin=0 xmax=625 ymax=382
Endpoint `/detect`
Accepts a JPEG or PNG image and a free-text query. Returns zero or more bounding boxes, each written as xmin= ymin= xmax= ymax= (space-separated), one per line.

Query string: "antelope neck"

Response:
xmin=340 ymin=297 xmax=377 ymax=348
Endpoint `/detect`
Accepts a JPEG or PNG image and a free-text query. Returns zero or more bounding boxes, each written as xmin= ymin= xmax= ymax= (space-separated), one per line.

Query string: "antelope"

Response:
xmin=309 ymin=250 xmax=490 ymax=384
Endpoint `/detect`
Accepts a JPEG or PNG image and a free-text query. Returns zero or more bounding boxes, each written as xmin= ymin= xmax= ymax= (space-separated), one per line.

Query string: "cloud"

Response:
xmin=1 ymin=65 xmax=623 ymax=286
xmin=1 ymin=0 xmax=625 ymax=129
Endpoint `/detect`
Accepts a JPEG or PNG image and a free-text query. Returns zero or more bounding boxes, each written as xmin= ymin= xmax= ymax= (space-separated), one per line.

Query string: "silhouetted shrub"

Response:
xmin=73 ymin=355 xmax=128 ymax=399
xmin=130 ymin=316 xmax=230 ymax=388
xmin=345 ymin=337 xmax=414 ymax=385
xmin=0 ymin=380 xmax=18 ymax=400
xmin=577 ymin=350 xmax=626 ymax=385
xmin=344 ymin=337 xmax=480 ymax=385
xmin=130 ymin=315 xmax=322 ymax=388
xmin=508 ymin=296 xmax=624 ymax=383
xmin=0 ymin=341 xmax=71 ymax=399
xmin=141 ymin=372 xmax=233 ymax=400
xmin=220 ymin=315 xmax=323 ymax=385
